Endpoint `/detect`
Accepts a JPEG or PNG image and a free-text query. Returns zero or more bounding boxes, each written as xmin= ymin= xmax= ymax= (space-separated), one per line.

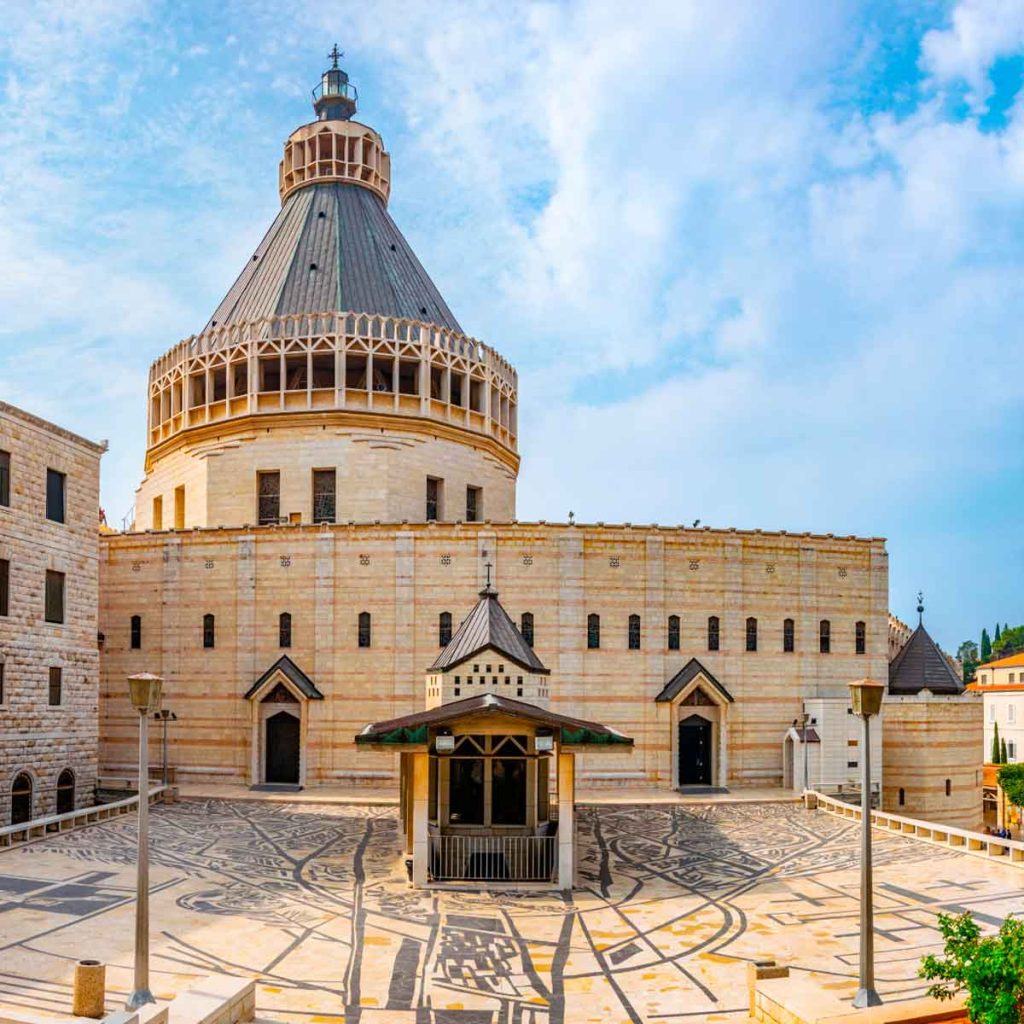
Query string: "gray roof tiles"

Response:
xmin=430 ymin=589 xmax=549 ymax=674
xmin=205 ymin=183 xmax=461 ymax=331
xmin=888 ymin=624 xmax=964 ymax=695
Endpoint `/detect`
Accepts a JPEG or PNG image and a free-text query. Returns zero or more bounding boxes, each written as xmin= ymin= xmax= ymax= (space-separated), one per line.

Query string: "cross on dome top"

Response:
xmin=328 ymin=44 xmax=343 ymax=69
xmin=313 ymin=44 xmax=357 ymax=121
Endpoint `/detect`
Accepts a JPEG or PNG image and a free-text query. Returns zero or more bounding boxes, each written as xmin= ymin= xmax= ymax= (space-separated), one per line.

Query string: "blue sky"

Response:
xmin=0 ymin=0 xmax=1022 ymax=653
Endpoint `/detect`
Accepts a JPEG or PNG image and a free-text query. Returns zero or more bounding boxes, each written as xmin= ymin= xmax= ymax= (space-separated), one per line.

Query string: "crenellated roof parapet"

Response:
xmin=145 ymin=310 xmax=518 ymax=458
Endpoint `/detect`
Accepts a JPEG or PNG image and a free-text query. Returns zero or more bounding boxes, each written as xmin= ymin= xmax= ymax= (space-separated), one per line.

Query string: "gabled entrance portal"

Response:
xmin=678 ymin=714 xmax=712 ymax=785
xmin=266 ymin=710 xmax=300 ymax=784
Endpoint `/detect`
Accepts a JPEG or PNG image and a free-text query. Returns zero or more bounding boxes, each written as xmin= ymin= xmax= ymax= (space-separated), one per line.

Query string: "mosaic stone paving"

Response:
xmin=2 ymin=800 xmax=1023 ymax=1023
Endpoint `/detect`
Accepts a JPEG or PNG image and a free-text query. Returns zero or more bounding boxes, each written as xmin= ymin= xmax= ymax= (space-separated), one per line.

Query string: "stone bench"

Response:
xmin=164 ymin=976 xmax=254 ymax=1024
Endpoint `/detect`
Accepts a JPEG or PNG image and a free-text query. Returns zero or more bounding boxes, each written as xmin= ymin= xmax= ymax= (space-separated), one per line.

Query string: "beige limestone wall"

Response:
xmin=98 ymin=522 xmax=889 ymax=790
xmin=134 ymin=420 xmax=516 ymax=530
xmin=0 ymin=402 xmax=104 ymax=822
xmin=882 ymin=694 xmax=983 ymax=829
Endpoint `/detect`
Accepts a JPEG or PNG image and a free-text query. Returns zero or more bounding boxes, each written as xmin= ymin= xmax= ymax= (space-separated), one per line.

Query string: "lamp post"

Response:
xmin=849 ymin=678 xmax=885 ymax=1010
xmin=126 ymin=673 xmax=163 ymax=1011
xmin=152 ymin=709 xmax=177 ymax=787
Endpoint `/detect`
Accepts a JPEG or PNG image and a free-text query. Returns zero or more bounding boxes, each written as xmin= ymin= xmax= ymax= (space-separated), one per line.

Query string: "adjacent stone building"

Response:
xmin=0 ymin=402 xmax=105 ymax=823
xmin=96 ymin=58 xmax=890 ymax=794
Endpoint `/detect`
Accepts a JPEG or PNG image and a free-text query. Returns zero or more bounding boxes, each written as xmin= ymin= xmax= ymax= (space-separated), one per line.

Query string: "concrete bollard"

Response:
xmin=73 ymin=959 xmax=106 ymax=1018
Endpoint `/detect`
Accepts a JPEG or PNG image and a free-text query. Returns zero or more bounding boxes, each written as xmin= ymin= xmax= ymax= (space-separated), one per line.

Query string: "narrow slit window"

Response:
xmin=667 ymin=614 xmax=680 ymax=651
xmin=258 ymin=471 xmax=281 ymax=525
xmin=439 ymin=611 xmax=452 ymax=647
xmin=46 ymin=469 xmax=66 ymax=523
xmin=628 ymin=614 xmax=641 ymax=650
xmin=130 ymin=614 xmax=142 ymax=650
xmin=819 ymin=619 xmax=831 ymax=654
xmin=521 ymin=612 xmax=534 ymax=648
xmin=746 ymin=616 xmax=758 ymax=652
xmin=279 ymin=612 xmax=292 ymax=648
xmin=0 ymin=558 xmax=8 ymax=617
xmin=587 ymin=613 xmax=600 ymax=650
xmin=783 ymin=617 xmax=795 ymax=653
xmin=203 ymin=613 xmax=215 ymax=649
xmin=0 ymin=450 xmax=9 ymax=507
xmin=855 ymin=620 xmax=866 ymax=655
xmin=48 ymin=666 xmax=62 ymax=706
xmin=707 ymin=615 xmax=720 ymax=652
xmin=44 ymin=570 xmax=65 ymax=624
xmin=358 ymin=611 xmax=372 ymax=648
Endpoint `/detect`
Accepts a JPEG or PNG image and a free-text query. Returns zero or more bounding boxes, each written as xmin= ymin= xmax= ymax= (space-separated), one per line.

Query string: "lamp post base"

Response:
xmin=127 ymin=987 xmax=156 ymax=1010
xmin=852 ymin=987 xmax=882 ymax=1008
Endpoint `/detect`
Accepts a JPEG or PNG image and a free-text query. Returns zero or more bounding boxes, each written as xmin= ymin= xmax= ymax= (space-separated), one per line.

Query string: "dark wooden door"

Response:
xmin=678 ymin=715 xmax=712 ymax=786
xmin=11 ymin=773 xmax=32 ymax=824
xmin=266 ymin=712 xmax=300 ymax=784
xmin=56 ymin=770 xmax=75 ymax=814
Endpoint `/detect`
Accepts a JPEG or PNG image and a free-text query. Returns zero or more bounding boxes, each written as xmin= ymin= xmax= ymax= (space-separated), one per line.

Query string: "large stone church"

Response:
xmin=94 ymin=56 xmax=892 ymax=795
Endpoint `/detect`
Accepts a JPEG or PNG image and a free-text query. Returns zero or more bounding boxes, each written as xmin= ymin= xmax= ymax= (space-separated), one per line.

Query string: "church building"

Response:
xmin=95 ymin=55 xmax=890 ymax=795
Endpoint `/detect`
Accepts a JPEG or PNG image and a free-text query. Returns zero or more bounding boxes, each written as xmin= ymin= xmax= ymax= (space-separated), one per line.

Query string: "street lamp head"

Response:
xmin=849 ymin=678 xmax=885 ymax=718
xmin=128 ymin=674 xmax=163 ymax=714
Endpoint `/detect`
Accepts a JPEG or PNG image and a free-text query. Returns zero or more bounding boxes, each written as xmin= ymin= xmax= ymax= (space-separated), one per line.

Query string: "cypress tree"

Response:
xmin=993 ymin=722 xmax=1002 ymax=764
xmin=1002 ymin=738 xmax=1009 ymax=765
xmin=982 ymin=628 xmax=992 ymax=661
xmin=995 ymin=623 xmax=1002 ymax=643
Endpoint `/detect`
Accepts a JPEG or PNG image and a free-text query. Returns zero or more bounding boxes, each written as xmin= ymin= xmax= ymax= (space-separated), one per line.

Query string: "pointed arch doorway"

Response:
xmin=265 ymin=708 xmax=301 ymax=784
xmin=678 ymin=714 xmax=712 ymax=786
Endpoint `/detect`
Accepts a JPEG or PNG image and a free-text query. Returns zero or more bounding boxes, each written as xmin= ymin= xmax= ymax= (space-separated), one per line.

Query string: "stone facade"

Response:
xmin=0 ymin=402 xmax=105 ymax=823
xmin=97 ymin=522 xmax=889 ymax=790
xmin=881 ymin=694 xmax=984 ymax=829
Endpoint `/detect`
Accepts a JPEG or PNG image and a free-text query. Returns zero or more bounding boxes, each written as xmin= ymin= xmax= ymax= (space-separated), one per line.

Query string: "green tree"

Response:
xmin=1002 ymin=738 xmax=1009 ymax=765
xmin=998 ymin=764 xmax=1024 ymax=811
xmin=920 ymin=911 xmax=1024 ymax=1023
xmin=996 ymin=623 xmax=1002 ymax=643
xmin=960 ymin=640 xmax=980 ymax=682
xmin=993 ymin=722 xmax=1003 ymax=764
xmin=983 ymin=628 xmax=993 ymax=662
xmin=994 ymin=626 xmax=1024 ymax=659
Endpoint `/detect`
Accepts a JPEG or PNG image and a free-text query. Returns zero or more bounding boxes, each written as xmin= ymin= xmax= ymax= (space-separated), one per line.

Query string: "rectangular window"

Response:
xmin=426 ymin=477 xmax=441 ymax=521
xmin=174 ymin=484 xmax=185 ymax=529
xmin=152 ymin=495 xmax=163 ymax=530
xmin=258 ymin=471 xmax=281 ymax=525
xmin=707 ymin=616 xmax=720 ymax=652
xmin=628 ymin=614 xmax=641 ymax=650
xmin=783 ymin=618 xmax=795 ymax=653
xmin=48 ymin=666 xmax=62 ymax=706
xmin=312 ymin=469 xmax=336 ymax=524
xmin=0 ymin=450 xmax=9 ymax=506
xmin=491 ymin=759 xmax=527 ymax=825
xmin=746 ymin=617 xmax=758 ymax=652
xmin=587 ymin=613 xmax=600 ymax=650
xmin=358 ymin=611 xmax=372 ymax=648
xmin=44 ymin=570 xmax=65 ymax=624
xmin=448 ymin=758 xmax=484 ymax=824
xmin=667 ymin=615 xmax=680 ymax=651
xmin=130 ymin=615 xmax=142 ymax=650
xmin=1009 ymin=740 xmax=1018 ymax=762
xmin=46 ymin=469 xmax=66 ymax=523
xmin=0 ymin=558 xmax=8 ymax=617
xmin=855 ymin=620 xmax=866 ymax=655
xmin=819 ymin=619 xmax=831 ymax=654
xmin=1010 ymin=704 xmax=1017 ymax=724
xmin=989 ymin=704 xmax=996 ymax=723
xmin=203 ymin=613 xmax=215 ymax=649
xmin=466 ymin=485 xmax=481 ymax=523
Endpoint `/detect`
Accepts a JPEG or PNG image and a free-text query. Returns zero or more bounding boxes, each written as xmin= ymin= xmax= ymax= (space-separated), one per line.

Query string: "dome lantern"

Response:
xmin=313 ymin=45 xmax=358 ymax=121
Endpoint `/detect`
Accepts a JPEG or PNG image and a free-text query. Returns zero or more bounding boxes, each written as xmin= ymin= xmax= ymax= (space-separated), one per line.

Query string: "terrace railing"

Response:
xmin=429 ymin=834 xmax=556 ymax=883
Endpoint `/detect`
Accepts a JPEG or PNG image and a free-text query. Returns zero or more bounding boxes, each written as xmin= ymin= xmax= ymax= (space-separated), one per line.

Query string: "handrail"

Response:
xmin=0 ymin=786 xmax=167 ymax=848
xmin=813 ymin=790 xmax=1024 ymax=864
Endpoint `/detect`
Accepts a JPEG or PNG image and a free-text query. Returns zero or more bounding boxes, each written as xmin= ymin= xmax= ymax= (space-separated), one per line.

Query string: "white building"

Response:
xmin=972 ymin=653 xmax=1024 ymax=764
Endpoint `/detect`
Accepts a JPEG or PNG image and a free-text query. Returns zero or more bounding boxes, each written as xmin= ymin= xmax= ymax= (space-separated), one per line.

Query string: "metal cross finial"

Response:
xmin=484 ymin=561 xmax=493 ymax=589
xmin=917 ymin=590 xmax=924 ymax=625
xmin=328 ymin=44 xmax=343 ymax=69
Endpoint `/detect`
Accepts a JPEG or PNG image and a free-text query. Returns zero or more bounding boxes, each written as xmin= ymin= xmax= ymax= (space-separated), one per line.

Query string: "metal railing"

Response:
xmin=429 ymin=834 xmax=557 ymax=883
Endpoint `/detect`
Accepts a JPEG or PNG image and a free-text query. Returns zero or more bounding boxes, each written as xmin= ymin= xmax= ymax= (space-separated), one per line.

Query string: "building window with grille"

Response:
xmin=46 ymin=469 xmax=66 ymax=523
xmin=130 ymin=614 xmax=142 ymax=650
xmin=44 ymin=570 xmax=64 ymax=624
xmin=312 ymin=469 xmax=336 ymax=524
xmin=0 ymin=558 xmax=8 ymax=617
xmin=0 ymin=450 xmax=9 ymax=507
xmin=48 ymin=666 xmax=62 ymax=706
xmin=358 ymin=611 xmax=372 ymax=648
xmin=466 ymin=486 xmax=481 ymax=523
xmin=587 ymin=613 xmax=600 ymax=650
xmin=855 ymin=620 xmax=866 ymax=655
xmin=628 ymin=614 xmax=641 ymax=650
xmin=819 ymin=619 xmax=831 ymax=654
xmin=783 ymin=618 xmax=795 ymax=653
xmin=667 ymin=614 xmax=680 ymax=651
xmin=279 ymin=612 xmax=292 ymax=648
xmin=439 ymin=611 xmax=452 ymax=647
xmin=203 ymin=613 xmax=215 ymax=649
xmin=426 ymin=477 xmax=441 ymax=521
xmin=257 ymin=471 xmax=280 ymax=525
xmin=521 ymin=612 xmax=534 ymax=648
xmin=707 ymin=616 xmax=720 ymax=652
xmin=746 ymin=617 xmax=758 ymax=652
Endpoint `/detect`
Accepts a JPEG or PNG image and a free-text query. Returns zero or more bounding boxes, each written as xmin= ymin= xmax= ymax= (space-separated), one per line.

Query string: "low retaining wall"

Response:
xmin=0 ymin=787 xmax=168 ymax=851
xmin=814 ymin=791 xmax=1024 ymax=866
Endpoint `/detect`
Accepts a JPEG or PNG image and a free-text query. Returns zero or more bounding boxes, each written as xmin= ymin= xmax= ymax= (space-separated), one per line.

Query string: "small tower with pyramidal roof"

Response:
xmin=426 ymin=565 xmax=550 ymax=710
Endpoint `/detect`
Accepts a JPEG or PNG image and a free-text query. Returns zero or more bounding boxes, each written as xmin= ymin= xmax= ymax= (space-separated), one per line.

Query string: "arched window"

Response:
xmin=628 ymin=614 xmax=641 ymax=650
xmin=203 ymin=613 xmax=215 ymax=649
xmin=587 ymin=613 xmax=600 ymax=650
xmin=358 ymin=611 xmax=372 ymax=648
xmin=855 ymin=620 xmax=866 ymax=655
xmin=56 ymin=768 xmax=75 ymax=815
xmin=707 ymin=616 xmax=720 ymax=652
xmin=898 ymin=787 xmax=905 ymax=806
xmin=746 ymin=617 xmax=758 ymax=652
xmin=945 ymin=778 xmax=952 ymax=797
xmin=520 ymin=612 xmax=534 ymax=648
xmin=819 ymin=619 xmax=830 ymax=654
xmin=783 ymin=618 xmax=795 ymax=653
xmin=11 ymin=772 xmax=32 ymax=825
xmin=279 ymin=612 xmax=292 ymax=648
xmin=130 ymin=614 xmax=142 ymax=650
xmin=439 ymin=611 xmax=453 ymax=648
xmin=667 ymin=615 xmax=680 ymax=651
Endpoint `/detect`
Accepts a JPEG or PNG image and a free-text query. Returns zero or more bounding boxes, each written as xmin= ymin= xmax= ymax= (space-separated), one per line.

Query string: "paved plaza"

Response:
xmin=0 ymin=800 xmax=1022 ymax=1023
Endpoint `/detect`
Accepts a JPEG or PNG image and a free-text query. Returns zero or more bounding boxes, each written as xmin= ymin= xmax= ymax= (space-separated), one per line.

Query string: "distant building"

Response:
xmin=883 ymin=608 xmax=982 ymax=829
xmin=0 ymin=402 xmax=105 ymax=823
xmin=970 ymin=652 xmax=1024 ymax=763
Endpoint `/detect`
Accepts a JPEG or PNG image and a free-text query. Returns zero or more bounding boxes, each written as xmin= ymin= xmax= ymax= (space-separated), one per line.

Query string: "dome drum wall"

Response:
xmin=146 ymin=312 xmax=517 ymax=460
xmin=279 ymin=120 xmax=391 ymax=204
